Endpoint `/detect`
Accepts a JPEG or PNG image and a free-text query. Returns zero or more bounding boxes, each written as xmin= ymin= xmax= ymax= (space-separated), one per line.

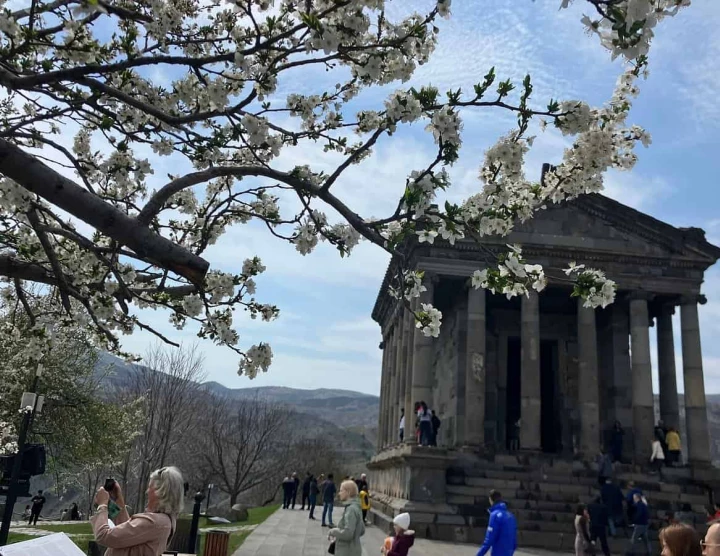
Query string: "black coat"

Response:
xmin=302 ymin=478 xmax=311 ymax=495
xmin=588 ymin=501 xmax=609 ymax=531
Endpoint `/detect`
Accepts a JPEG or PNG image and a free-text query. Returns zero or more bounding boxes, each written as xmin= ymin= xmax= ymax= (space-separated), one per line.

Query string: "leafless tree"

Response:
xmin=194 ymin=396 xmax=291 ymax=507
xmin=119 ymin=344 xmax=206 ymax=510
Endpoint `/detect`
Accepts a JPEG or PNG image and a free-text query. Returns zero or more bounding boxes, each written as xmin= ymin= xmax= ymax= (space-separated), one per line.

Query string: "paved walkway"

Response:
xmin=232 ymin=507 xmax=566 ymax=556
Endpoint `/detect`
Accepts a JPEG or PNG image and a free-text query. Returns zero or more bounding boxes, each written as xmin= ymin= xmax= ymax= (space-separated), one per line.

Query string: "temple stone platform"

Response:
xmin=368 ymin=447 xmax=717 ymax=553
xmin=232 ymin=505 xmax=563 ymax=556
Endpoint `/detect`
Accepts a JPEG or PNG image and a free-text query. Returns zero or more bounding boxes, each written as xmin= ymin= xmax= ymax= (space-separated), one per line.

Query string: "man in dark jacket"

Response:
xmin=431 ymin=411 xmax=441 ymax=447
xmin=588 ymin=496 xmax=610 ymax=556
xmin=291 ymin=472 xmax=300 ymax=509
xmin=308 ymin=475 xmax=319 ymax=520
xmin=281 ymin=477 xmax=293 ymax=509
xmin=626 ymin=493 xmax=651 ymax=555
xmin=301 ymin=472 xmax=311 ymax=510
xmin=476 ymin=490 xmax=517 ymax=556
xmin=600 ymin=479 xmax=625 ymax=536
xmin=355 ymin=473 xmax=368 ymax=494
xmin=625 ymin=481 xmax=643 ymax=524
xmin=321 ymin=474 xmax=337 ymax=527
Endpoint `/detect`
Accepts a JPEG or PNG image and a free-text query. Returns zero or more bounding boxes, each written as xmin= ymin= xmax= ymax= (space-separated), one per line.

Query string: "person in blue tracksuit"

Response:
xmin=477 ymin=490 xmax=517 ymax=556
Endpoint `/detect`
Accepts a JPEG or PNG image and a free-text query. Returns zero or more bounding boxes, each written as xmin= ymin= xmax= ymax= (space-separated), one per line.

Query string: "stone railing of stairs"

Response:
xmin=369 ymin=451 xmax=718 ymax=554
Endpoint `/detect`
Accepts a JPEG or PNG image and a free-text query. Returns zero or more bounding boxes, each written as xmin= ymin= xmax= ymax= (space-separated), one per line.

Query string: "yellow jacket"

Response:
xmin=666 ymin=430 xmax=681 ymax=451
xmin=359 ymin=491 xmax=370 ymax=510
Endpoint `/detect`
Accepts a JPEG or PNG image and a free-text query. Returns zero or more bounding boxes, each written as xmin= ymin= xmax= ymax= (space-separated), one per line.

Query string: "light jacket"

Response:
xmin=651 ymin=440 xmax=665 ymax=461
xmin=666 ymin=431 xmax=681 ymax=451
xmin=330 ymin=498 xmax=365 ymax=556
xmin=91 ymin=508 xmax=175 ymax=556
xmin=477 ymin=502 xmax=517 ymax=556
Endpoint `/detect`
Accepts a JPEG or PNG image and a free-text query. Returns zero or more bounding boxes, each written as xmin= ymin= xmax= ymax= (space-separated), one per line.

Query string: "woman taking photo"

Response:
xmin=91 ymin=466 xmax=184 ymax=556
xmin=328 ymin=480 xmax=365 ymax=556
xmin=660 ymin=523 xmax=702 ymax=556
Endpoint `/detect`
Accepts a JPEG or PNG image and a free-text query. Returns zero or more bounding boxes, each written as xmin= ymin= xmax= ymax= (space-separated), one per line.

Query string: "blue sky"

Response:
xmin=116 ymin=0 xmax=720 ymax=396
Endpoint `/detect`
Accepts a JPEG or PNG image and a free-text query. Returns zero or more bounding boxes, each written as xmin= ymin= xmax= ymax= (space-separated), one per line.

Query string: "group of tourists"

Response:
xmin=397 ymin=402 xmax=442 ymax=446
xmin=608 ymin=419 xmax=683 ymax=471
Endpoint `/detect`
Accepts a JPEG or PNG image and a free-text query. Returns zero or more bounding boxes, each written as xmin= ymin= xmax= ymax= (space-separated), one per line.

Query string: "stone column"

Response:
xmin=520 ymin=291 xmax=541 ymax=450
xmin=680 ymin=297 xmax=711 ymax=464
xmin=411 ymin=275 xmax=436 ymax=419
xmin=403 ymin=304 xmax=415 ymax=444
xmin=657 ymin=304 xmax=680 ymax=431
xmin=629 ymin=294 xmax=654 ymax=462
xmin=465 ymin=287 xmax=486 ymax=447
xmin=385 ymin=326 xmax=397 ymax=448
xmin=391 ymin=312 xmax=406 ymax=445
xmin=377 ymin=338 xmax=388 ymax=452
xmin=577 ymin=301 xmax=600 ymax=457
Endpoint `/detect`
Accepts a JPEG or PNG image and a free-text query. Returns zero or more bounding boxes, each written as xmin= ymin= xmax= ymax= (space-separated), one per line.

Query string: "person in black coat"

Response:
xmin=291 ymin=472 xmax=300 ymax=509
xmin=588 ymin=496 xmax=611 ymax=556
xmin=301 ymin=472 xmax=311 ymax=510
xmin=600 ymin=478 xmax=626 ymax=537
xmin=281 ymin=476 xmax=293 ymax=509
xmin=610 ymin=421 xmax=624 ymax=463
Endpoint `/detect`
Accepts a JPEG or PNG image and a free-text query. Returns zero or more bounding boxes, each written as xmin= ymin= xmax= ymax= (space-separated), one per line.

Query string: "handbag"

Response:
xmin=328 ymin=540 xmax=336 ymax=554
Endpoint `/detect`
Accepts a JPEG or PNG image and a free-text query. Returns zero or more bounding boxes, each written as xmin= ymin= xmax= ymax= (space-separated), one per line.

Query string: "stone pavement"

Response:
xmin=232 ymin=506 xmax=569 ymax=556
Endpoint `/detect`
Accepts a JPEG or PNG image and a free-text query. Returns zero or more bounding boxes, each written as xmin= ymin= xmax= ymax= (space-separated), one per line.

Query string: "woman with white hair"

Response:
xmin=91 ymin=466 xmax=184 ymax=556
xmin=328 ymin=480 xmax=365 ymax=556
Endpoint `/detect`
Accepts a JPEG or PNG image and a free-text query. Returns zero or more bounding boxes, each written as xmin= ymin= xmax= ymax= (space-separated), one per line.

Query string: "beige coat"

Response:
xmin=91 ymin=508 xmax=175 ymax=556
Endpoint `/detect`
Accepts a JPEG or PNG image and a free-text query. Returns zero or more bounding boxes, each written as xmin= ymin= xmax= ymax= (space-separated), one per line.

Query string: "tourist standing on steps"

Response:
xmin=321 ymin=473 xmax=337 ymax=528
xmin=508 ymin=419 xmax=520 ymax=452
xmin=399 ymin=408 xmax=405 ymax=443
xmin=626 ymin=493 xmax=652 ymax=556
xmin=625 ymin=481 xmax=643 ymax=525
xmin=651 ymin=437 xmax=666 ymax=476
xmin=417 ymin=401 xmax=433 ymax=446
xmin=610 ymin=421 xmax=625 ymax=463
xmin=574 ymin=504 xmax=594 ymax=556
xmin=660 ymin=522 xmax=702 ymax=556
xmin=29 ymin=489 xmax=46 ymax=525
xmin=476 ymin=490 xmax=517 ymax=556
xmin=596 ymin=449 xmax=613 ymax=486
xmin=588 ymin=497 xmax=611 ymax=556
xmin=430 ymin=410 xmax=441 ymax=447
xmin=328 ymin=480 xmax=365 ymax=556
xmin=301 ymin=472 xmax=311 ymax=510
xmin=601 ymin=478 xmax=625 ymax=537
xmin=666 ymin=427 xmax=682 ymax=467
xmin=308 ymin=475 xmax=319 ymax=520
xmin=655 ymin=420 xmax=669 ymax=461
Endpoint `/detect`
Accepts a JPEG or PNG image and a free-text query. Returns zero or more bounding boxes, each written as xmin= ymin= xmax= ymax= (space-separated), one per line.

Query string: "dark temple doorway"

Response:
xmin=540 ymin=339 xmax=560 ymax=453
xmin=506 ymin=337 xmax=521 ymax=450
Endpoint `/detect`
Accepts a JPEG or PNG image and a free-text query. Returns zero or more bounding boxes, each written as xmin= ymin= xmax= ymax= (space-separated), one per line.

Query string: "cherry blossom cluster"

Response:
xmin=565 ymin=262 xmax=617 ymax=308
xmin=470 ymin=245 xmax=547 ymax=299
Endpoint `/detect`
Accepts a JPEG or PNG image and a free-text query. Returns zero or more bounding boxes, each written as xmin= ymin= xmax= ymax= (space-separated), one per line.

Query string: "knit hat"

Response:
xmin=393 ymin=513 xmax=410 ymax=530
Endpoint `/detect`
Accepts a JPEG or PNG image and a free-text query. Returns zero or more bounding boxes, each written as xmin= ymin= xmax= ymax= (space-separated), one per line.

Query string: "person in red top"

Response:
xmin=382 ymin=513 xmax=415 ymax=556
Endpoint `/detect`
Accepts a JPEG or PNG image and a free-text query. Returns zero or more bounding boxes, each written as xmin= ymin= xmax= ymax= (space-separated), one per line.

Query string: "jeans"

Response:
xmin=419 ymin=421 xmax=432 ymax=446
xmin=608 ymin=516 xmax=616 ymax=537
xmin=627 ymin=524 xmax=651 ymax=556
xmin=301 ymin=492 xmax=308 ymax=510
xmin=308 ymin=496 xmax=317 ymax=519
xmin=322 ymin=502 xmax=334 ymax=526
xmin=399 ymin=429 xmax=404 ymax=442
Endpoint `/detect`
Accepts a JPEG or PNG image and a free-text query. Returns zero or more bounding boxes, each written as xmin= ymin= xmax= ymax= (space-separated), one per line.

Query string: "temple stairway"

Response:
xmin=444 ymin=453 xmax=712 ymax=553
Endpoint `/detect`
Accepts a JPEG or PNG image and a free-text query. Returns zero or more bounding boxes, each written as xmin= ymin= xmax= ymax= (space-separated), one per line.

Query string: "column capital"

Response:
xmin=679 ymin=294 xmax=707 ymax=306
xmin=655 ymin=302 xmax=676 ymax=317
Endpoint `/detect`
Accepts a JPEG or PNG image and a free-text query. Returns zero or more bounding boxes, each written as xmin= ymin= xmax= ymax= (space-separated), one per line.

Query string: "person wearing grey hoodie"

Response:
xmin=328 ymin=480 xmax=365 ymax=556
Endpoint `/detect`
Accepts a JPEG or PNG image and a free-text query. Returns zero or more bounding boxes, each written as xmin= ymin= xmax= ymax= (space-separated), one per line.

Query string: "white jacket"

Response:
xmin=651 ymin=440 xmax=665 ymax=461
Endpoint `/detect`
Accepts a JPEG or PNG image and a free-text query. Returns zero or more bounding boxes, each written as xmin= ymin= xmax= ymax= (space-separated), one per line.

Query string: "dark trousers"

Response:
xmin=591 ymin=526 xmax=610 ymax=556
xmin=282 ymin=490 xmax=292 ymax=509
xmin=308 ymin=496 xmax=317 ymax=519
xmin=301 ymin=492 xmax=309 ymax=510
xmin=29 ymin=508 xmax=41 ymax=525
xmin=362 ymin=509 xmax=367 ymax=522
xmin=291 ymin=489 xmax=298 ymax=509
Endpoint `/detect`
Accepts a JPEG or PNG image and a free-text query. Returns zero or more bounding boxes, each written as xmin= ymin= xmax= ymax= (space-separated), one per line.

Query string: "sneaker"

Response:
xmin=321 ymin=524 xmax=328 ymax=527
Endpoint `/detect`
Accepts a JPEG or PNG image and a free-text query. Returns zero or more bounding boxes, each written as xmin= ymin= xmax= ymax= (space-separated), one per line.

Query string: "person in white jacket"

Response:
xmin=650 ymin=438 xmax=665 ymax=475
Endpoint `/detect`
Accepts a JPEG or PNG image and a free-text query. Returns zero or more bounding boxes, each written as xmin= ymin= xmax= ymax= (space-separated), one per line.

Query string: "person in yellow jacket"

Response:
xmin=359 ymin=488 xmax=370 ymax=523
xmin=666 ymin=427 xmax=682 ymax=466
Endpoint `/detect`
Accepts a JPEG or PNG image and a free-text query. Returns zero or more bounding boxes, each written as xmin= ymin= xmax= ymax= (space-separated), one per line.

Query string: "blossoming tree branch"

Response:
xmin=0 ymin=0 xmax=689 ymax=376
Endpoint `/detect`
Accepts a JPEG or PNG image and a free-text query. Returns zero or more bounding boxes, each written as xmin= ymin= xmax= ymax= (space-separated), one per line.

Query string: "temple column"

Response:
xmin=520 ymin=291 xmax=541 ymax=450
xmin=403 ymin=304 xmax=415 ymax=444
xmin=464 ymin=287 xmax=486 ymax=447
xmin=680 ymin=297 xmax=711 ymax=464
xmin=411 ymin=275 xmax=436 ymax=428
xmin=377 ymin=338 xmax=388 ymax=452
xmin=578 ymin=301 xmax=600 ymax=457
xmin=657 ymin=304 xmax=680 ymax=431
xmin=391 ymin=312 xmax=406 ymax=445
xmin=385 ymin=326 xmax=397 ymax=448
xmin=629 ymin=294 xmax=654 ymax=462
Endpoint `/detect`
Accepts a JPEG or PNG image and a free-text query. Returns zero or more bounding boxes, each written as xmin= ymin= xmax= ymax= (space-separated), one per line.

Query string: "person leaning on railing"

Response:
xmin=91 ymin=466 xmax=184 ymax=556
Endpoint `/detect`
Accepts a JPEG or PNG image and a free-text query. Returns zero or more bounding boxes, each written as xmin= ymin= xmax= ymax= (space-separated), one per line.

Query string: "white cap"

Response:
xmin=393 ymin=513 xmax=410 ymax=530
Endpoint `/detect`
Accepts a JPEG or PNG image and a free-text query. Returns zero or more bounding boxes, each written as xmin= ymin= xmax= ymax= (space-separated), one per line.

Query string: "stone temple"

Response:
xmin=367 ymin=192 xmax=720 ymax=551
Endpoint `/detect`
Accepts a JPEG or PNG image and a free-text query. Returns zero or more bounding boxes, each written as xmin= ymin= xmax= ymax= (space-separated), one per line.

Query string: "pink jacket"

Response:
xmin=91 ymin=507 xmax=175 ymax=556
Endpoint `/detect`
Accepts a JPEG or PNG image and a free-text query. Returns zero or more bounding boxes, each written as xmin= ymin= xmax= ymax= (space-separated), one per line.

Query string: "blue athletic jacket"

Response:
xmin=477 ymin=502 xmax=518 ymax=556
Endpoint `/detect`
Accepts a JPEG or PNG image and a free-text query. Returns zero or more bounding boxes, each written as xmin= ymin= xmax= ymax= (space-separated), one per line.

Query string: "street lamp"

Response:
xmin=0 ymin=364 xmax=44 ymax=546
